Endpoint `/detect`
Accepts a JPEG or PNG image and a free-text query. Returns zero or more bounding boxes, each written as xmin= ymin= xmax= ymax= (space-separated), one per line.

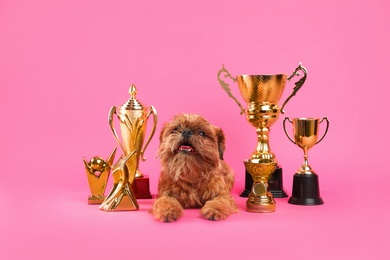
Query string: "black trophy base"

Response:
xmin=132 ymin=175 xmax=152 ymax=199
xmin=288 ymin=173 xmax=324 ymax=206
xmin=240 ymin=167 xmax=288 ymax=198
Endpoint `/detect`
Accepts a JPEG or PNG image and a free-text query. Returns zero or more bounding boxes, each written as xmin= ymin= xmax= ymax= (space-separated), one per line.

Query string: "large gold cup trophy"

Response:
xmin=218 ymin=63 xmax=307 ymax=212
xmin=108 ymin=85 xmax=158 ymax=199
xmin=283 ymin=117 xmax=329 ymax=205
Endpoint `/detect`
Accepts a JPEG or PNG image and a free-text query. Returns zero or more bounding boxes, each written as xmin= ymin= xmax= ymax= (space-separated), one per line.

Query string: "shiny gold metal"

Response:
xmin=218 ymin=63 xmax=307 ymax=212
xmin=108 ymin=85 xmax=157 ymax=200
xmin=283 ymin=117 xmax=329 ymax=175
xmin=99 ymin=151 xmax=139 ymax=211
xmin=108 ymin=85 xmax=158 ymax=178
xmin=218 ymin=63 xmax=307 ymax=164
xmin=83 ymin=147 xmax=117 ymax=204
xmin=245 ymin=161 xmax=277 ymax=213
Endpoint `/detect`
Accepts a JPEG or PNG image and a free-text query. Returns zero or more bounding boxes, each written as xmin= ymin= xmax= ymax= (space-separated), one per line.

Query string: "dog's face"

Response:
xmin=153 ymin=113 xmax=238 ymax=220
xmin=159 ymin=114 xmax=226 ymax=170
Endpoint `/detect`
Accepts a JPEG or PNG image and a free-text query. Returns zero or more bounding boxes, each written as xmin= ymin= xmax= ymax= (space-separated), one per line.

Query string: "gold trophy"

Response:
xmin=218 ymin=63 xmax=307 ymax=212
xmin=83 ymin=147 xmax=117 ymax=204
xmin=108 ymin=85 xmax=158 ymax=199
xmin=99 ymin=151 xmax=139 ymax=211
xmin=283 ymin=117 xmax=329 ymax=205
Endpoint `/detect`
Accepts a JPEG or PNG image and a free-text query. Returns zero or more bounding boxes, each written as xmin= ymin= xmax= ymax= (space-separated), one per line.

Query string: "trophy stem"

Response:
xmin=303 ymin=146 xmax=309 ymax=169
xmin=253 ymin=126 xmax=275 ymax=161
xmin=135 ymin=169 xmax=144 ymax=178
xmin=298 ymin=147 xmax=315 ymax=174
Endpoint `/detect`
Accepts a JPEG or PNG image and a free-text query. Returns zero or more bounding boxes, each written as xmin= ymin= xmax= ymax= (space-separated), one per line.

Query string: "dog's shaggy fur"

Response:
xmin=151 ymin=114 xmax=238 ymax=222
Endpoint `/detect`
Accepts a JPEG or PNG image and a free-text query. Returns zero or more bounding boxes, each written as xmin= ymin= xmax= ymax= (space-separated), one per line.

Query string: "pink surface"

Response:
xmin=1 ymin=0 xmax=389 ymax=259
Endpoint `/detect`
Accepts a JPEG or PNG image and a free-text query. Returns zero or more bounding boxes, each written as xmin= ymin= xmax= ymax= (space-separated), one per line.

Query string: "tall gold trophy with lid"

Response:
xmin=107 ymin=85 xmax=158 ymax=200
xmin=218 ymin=63 xmax=307 ymax=212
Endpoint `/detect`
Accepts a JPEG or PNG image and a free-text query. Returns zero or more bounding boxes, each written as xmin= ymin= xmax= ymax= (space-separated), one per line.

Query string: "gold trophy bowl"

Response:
xmin=283 ymin=117 xmax=329 ymax=205
xmin=218 ymin=63 xmax=307 ymax=212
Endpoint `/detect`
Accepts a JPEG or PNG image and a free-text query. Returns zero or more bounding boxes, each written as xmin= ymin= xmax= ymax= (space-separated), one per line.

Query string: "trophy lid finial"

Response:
xmin=121 ymin=84 xmax=144 ymax=111
xmin=129 ymin=84 xmax=137 ymax=99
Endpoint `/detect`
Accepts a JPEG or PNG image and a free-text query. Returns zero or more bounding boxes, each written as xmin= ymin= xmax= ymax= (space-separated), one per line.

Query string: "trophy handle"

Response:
xmin=140 ymin=105 xmax=158 ymax=161
xmin=217 ymin=65 xmax=246 ymax=115
xmin=108 ymin=106 xmax=126 ymax=153
xmin=316 ymin=117 xmax=329 ymax=144
xmin=82 ymin=157 xmax=91 ymax=172
xmin=280 ymin=63 xmax=308 ymax=114
xmin=283 ymin=117 xmax=296 ymax=144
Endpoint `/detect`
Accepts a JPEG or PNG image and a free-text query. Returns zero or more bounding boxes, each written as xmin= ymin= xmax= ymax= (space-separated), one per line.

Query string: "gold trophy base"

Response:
xmin=244 ymin=161 xmax=277 ymax=213
xmin=88 ymin=195 xmax=105 ymax=205
xmin=246 ymin=183 xmax=276 ymax=213
xmin=246 ymin=199 xmax=276 ymax=213
xmin=132 ymin=175 xmax=152 ymax=199
xmin=99 ymin=183 xmax=139 ymax=211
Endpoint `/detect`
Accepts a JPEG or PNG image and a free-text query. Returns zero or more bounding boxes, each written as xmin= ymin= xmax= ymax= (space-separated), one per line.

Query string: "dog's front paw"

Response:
xmin=201 ymin=206 xmax=226 ymax=221
xmin=151 ymin=196 xmax=183 ymax=223
xmin=201 ymin=199 xmax=237 ymax=221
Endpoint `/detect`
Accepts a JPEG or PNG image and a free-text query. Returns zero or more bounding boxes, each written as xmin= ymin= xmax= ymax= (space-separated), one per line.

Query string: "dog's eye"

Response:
xmin=199 ymin=131 xmax=205 ymax=136
xmin=171 ymin=127 xmax=179 ymax=133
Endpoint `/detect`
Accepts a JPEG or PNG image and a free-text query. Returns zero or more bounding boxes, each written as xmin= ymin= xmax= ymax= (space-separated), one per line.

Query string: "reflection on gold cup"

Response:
xmin=218 ymin=63 xmax=307 ymax=212
xmin=283 ymin=117 xmax=329 ymax=205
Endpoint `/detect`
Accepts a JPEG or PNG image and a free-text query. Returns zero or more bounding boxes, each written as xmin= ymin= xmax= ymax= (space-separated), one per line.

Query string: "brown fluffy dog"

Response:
xmin=151 ymin=114 xmax=238 ymax=222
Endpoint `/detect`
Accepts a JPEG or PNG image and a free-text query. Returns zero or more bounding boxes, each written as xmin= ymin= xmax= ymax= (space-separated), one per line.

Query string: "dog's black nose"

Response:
xmin=182 ymin=129 xmax=192 ymax=138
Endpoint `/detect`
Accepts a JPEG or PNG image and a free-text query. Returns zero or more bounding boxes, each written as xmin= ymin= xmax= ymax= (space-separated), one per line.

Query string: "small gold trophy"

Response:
xmin=108 ymin=85 xmax=158 ymax=199
xmin=83 ymin=147 xmax=117 ymax=204
xmin=283 ymin=117 xmax=329 ymax=205
xmin=218 ymin=63 xmax=307 ymax=212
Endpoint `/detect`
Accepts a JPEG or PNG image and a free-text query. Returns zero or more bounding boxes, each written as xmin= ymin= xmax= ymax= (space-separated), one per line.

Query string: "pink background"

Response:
xmin=1 ymin=0 xmax=389 ymax=259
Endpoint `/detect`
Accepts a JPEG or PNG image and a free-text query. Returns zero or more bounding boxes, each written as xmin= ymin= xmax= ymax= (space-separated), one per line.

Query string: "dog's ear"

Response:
xmin=214 ymin=126 xmax=226 ymax=160
xmin=159 ymin=122 xmax=168 ymax=143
